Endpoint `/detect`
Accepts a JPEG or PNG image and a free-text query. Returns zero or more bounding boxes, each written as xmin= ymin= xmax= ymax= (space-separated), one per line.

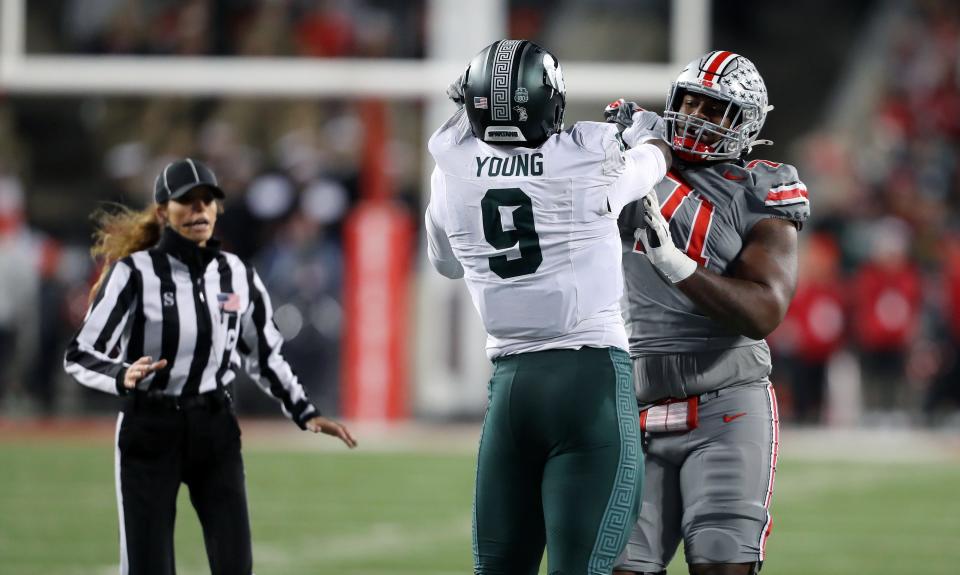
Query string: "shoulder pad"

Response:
xmin=568 ymin=121 xmax=621 ymax=152
xmin=568 ymin=121 xmax=625 ymax=175
xmin=427 ymin=108 xmax=472 ymax=159
xmin=743 ymin=160 xmax=809 ymax=224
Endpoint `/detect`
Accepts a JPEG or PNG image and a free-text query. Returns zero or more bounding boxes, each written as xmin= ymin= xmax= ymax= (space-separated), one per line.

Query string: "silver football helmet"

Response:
xmin=664 ymin=50 xmax=773 ymax=160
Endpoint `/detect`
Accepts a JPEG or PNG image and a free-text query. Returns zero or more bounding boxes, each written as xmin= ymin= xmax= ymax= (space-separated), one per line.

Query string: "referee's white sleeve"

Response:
xmin=425 ymin=166 xmax=464 ymax=279
xmin=63 ymin=261 xmax=137 ymax=395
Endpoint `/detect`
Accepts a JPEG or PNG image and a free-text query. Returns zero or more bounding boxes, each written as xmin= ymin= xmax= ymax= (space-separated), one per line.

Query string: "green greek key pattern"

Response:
xmin=588 ymin=349 xmax=642 ymax=574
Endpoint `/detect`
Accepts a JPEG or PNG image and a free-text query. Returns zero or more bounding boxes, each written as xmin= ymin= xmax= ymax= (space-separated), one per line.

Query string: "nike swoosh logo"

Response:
xmin=723 ymin=412 xmax=747 ymax=423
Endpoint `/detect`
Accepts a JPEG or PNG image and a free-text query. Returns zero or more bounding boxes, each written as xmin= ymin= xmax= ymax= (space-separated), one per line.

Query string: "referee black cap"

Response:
xmin=154 ymin=158 xmax=226 ymax=204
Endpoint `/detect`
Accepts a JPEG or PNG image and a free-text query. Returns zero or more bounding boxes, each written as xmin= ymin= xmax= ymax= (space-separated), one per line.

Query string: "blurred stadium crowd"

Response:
xmin=771 ymin=0 xmax=960 ymax=426
xmin=0 ymin=0 xmax=430 ymax=416
xmin=1 ymin=0 xmax=959 ymax=427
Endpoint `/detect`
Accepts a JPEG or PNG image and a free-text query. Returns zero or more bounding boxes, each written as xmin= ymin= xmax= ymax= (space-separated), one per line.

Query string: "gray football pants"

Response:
xmin=616 ymin=380 xmax=779 ymax=572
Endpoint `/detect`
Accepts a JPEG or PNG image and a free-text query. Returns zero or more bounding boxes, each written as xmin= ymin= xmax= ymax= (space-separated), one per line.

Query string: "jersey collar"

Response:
xmin=155 ymin=227 xmax=221 ymax=275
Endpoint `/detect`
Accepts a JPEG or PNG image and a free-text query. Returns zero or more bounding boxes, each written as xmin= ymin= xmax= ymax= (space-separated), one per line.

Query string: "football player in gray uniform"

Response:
xmin=608 ymin=51 xmax=809 ymax=575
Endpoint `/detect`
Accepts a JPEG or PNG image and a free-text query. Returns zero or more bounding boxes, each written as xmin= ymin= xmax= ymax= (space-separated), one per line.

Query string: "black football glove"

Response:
xmin=446 ymin=72 xmax=465 ymax=109
xmin=603 ymin=99 xmax=641 ymax=131
xmin=604 ymin=99 xmax=667 ymax=148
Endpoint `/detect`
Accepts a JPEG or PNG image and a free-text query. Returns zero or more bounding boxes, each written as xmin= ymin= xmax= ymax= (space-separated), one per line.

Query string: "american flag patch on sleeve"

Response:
xmin=217 ymin=292 xmax=241 ymax=312
xmin=765 ymin=182 xmax=808 ymax=206
xmin=474 ymin=96 xmax=488 ymax=109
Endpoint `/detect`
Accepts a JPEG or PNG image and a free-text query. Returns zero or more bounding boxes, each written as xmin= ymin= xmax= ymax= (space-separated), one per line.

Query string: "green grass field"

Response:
xmin=2 ymin=425 xmax=959 ymax=575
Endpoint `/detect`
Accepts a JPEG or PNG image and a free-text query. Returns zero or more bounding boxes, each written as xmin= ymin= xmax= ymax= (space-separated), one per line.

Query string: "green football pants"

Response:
xmin=473 ymin=346 xmax=643 ymax=575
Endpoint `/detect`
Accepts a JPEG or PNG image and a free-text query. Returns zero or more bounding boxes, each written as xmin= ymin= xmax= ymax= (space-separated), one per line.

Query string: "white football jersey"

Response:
xmin=426 ymin=109 xmax=666 ymax=358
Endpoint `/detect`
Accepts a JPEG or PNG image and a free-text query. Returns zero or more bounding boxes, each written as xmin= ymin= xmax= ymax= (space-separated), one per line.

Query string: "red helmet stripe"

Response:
xmin=701 ymin=50 xmax=735 ymax=83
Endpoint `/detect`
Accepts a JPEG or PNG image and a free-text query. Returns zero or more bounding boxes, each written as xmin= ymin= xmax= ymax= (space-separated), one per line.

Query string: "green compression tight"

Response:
xmin=472 ymin=346 xmax=643 ymax=575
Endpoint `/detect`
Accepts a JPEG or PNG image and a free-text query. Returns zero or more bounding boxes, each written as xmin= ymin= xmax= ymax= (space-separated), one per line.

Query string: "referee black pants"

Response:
xmin=116 ymin=392 xmax=252 ymax=575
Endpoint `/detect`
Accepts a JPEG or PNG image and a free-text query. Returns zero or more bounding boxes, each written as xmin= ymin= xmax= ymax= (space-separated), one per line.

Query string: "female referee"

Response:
xmin=64 ymin=158 xmax=357 ymax=575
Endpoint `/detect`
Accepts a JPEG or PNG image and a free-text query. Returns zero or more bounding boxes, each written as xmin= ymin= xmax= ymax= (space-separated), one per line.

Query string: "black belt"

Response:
xmin=129 ymin=388 xmax=231 ymax=412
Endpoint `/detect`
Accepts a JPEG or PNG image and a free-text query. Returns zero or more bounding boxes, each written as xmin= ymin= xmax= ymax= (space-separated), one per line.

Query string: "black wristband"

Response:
xmin=115 ymin=368 xmax=130 ymax=396
xmin=293 ymin=401 xmax=320 ymax=430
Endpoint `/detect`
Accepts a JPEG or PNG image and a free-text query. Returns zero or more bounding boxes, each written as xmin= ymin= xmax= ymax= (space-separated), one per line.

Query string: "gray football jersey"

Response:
xmin=619 ymin=158 xmax=809 ymax=357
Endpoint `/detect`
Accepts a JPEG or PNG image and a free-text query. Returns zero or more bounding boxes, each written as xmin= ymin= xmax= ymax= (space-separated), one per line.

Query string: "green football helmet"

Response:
xmin=461 ymin=39 xmax=566 ymax=147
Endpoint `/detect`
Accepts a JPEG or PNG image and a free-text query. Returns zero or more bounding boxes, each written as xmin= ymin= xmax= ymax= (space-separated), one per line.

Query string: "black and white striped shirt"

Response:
xmin=64 ymin=228 xmax=319 ymax=428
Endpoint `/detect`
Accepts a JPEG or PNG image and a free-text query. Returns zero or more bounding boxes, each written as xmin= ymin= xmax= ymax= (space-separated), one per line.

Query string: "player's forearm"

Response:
xmin=676 ymin=268 xmax=790 ymax=340
xmin=646 ymin=139 xmax=673 ymax=170
xmin=607 ymin=144 xmax=670 ymax=215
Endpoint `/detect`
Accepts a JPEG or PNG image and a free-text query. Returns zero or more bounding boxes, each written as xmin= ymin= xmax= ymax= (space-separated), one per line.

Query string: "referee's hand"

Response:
xmin=123 ymin=356 xmax=168 ymax=389
xmin=305 ymin=416 xmax=358 ymax=449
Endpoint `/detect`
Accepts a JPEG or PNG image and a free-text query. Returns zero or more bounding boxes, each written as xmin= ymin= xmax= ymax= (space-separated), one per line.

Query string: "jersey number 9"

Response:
xmin=481 ymin=188 xmax=543 ymax=279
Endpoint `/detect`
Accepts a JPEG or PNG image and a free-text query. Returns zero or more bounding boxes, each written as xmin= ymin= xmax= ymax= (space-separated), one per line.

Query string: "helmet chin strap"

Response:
xmin=673 ymin=126 xmax=773 ymax=161
xmin=744 ymin=139 xmax=774 ymax=156
xmin=674 ymin=135 xmax=715 ymax=153
xmin=676 ymin=150 xmax=709 ymax=162
xmin=673 ymin=134 xmax=717 ymax=162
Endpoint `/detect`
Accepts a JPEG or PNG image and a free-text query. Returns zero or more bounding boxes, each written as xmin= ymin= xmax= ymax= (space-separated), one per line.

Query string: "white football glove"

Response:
xmin=635 ymin=192 xmax=697 ymax=284
xmin=622 ymin=109 xmax=666 ymax=149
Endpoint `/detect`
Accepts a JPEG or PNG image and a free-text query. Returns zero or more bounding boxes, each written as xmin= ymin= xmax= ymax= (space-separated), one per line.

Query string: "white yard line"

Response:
xmin=252 ymin=514 xmax=472 ymax=569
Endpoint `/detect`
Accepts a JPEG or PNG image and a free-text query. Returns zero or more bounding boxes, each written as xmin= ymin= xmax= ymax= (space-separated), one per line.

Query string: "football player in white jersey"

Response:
xmin=425 ymin=39 xmax=671 ymax=575
xmin=608 ymin=52 xmax=809 ymax=575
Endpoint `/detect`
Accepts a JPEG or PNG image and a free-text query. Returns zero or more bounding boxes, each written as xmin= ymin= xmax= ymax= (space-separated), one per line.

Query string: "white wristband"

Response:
xmin=657 ymin=247 xmax=698 ymax=284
